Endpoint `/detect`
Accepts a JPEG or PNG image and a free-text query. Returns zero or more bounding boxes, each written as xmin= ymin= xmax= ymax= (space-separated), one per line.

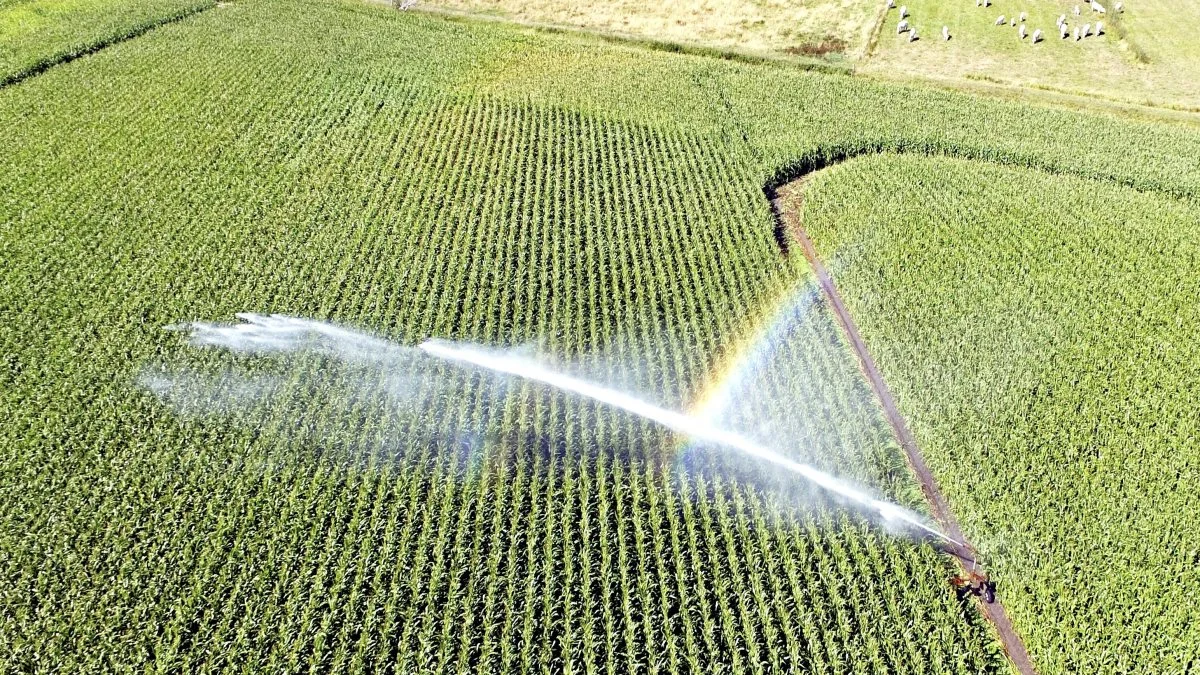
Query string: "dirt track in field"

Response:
xmin=768 ymin=178 xmax=1038 ymax=675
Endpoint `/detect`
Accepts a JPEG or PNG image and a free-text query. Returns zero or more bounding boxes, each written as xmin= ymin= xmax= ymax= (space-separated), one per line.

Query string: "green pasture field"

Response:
xmin=1 ymin=0 xmax=1199 ymax=672
xmin=863 ymin=0 xmax=1200 ymax=111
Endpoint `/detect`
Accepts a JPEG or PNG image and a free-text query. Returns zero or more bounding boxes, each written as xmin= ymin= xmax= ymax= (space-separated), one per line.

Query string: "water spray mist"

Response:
xmin=419 ymin=338 xmax=953 ymax=542
xmin=157 ymin=314 xmax=954 ymax=544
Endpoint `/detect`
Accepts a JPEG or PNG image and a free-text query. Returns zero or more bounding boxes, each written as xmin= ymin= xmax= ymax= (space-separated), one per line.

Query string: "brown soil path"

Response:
xmin=769 ymin=179 xmax=1038 ymax=675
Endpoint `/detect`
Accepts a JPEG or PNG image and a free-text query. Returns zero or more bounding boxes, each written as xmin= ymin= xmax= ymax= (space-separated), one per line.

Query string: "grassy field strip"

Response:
xmin=402 ymin=0 xmax=1199 ymax=110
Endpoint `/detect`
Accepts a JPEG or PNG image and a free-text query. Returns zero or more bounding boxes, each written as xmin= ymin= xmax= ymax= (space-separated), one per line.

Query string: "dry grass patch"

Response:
xmin=419 ymin=0 xmax=879 ymax=59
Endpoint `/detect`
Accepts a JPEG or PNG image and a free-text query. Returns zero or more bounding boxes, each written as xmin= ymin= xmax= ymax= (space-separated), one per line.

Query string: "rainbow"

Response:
xmin=688 ymin=281 xmax=819 ymax=421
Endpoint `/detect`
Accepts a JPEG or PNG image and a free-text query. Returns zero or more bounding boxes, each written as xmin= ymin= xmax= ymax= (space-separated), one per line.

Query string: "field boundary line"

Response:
xmin=861 ymin=0 xmax=891 ymax=60
xmin=0 ymin=1 xmax=215 ymax=90
xmin=767 ymin=175 xmax=1039 ymax=675
xmin=765 ymin=144 xmax=1196 ymax=204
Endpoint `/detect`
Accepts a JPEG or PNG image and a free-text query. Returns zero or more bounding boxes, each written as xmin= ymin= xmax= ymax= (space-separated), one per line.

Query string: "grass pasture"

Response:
xmin=863 ymin=0 xmax=1200 ymax=110
xmin=2 ymin=0 xmax=1200 ymax=672
xmin=415 ymin=0 xmax=1200 ymax=111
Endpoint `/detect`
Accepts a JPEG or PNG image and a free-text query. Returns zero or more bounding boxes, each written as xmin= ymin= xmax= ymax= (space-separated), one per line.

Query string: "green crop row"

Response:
xmin=3 ymin=0 xmax=1200 ymax=672
xmin=0 ymin=0 xmax=213 ymax=86
xmin=0 ymin=5 xmax=1000 ymax=669
xmin=799 ymin=153 xmax=1200 ymax=673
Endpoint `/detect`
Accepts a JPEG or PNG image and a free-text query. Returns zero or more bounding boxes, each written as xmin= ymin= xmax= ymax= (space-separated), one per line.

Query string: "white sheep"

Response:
xmin=909 ymin=28 xmax=919 ymax=41
xmin=995 ymin=14 xmax=1006 ymax=25
xmin=899 ymin=4 xmax=908 ymax=18
xmin=887 ymin=0 xmax=895 ymax=8
xmin=1073 ymin=25 xmax=1081 ymax=40
xmin=1092 ymin=0 xmax=1106 ymax=13
xmin=1020 ymin=11 xmax=1027 ymax=22
xmin=1060 ymin=22 xmax=1069 ymax=38
xmin=943 ymin=25 xmax=950 ymax=40
xmin=1019 ymin=23 xmax=1027 ymax=39
xmin=1114 ymin=1 xmax=1123 ymax=13
xmin=1057 ymin=14 xmax=1067 ymax=26
xmin=1074 ymin=4 xmax=1082 ymax=14
xmin=1082 ymin=22 xmax=1091 ymax=36
xmin=1095 ymin=20 xmax=1104 ymax=34
xmin=897 ymin=19 xmax=909 ymax=33
xmin=1010 ymin=17 xmax=1016 ymax=25
xmin=1032 ymin=28 xmax=1043 ymax=42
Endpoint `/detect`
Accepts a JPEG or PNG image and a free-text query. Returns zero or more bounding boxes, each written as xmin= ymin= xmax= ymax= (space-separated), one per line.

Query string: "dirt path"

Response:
xmin=769 ymin=179 xmax=1038 ymax=675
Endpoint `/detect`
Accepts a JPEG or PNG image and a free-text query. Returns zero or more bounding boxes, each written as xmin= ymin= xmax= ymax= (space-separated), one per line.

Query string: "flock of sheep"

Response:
xmin=888 ymin=0 xmax=1123 ymax=45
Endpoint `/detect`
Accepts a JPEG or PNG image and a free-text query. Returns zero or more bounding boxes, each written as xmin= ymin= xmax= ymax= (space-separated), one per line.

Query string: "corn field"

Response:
xmin=2 ymin=0 xmax=1199 ymax=672
xmin=0 ymin=0 xmax=212 ymax=85
xmin=799 ymin=153 xmax=1200 ymax=673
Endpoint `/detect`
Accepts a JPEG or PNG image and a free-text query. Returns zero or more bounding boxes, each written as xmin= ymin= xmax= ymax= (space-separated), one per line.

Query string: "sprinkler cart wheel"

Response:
xmin=951 ymin=571 xmax=995 ymax=603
